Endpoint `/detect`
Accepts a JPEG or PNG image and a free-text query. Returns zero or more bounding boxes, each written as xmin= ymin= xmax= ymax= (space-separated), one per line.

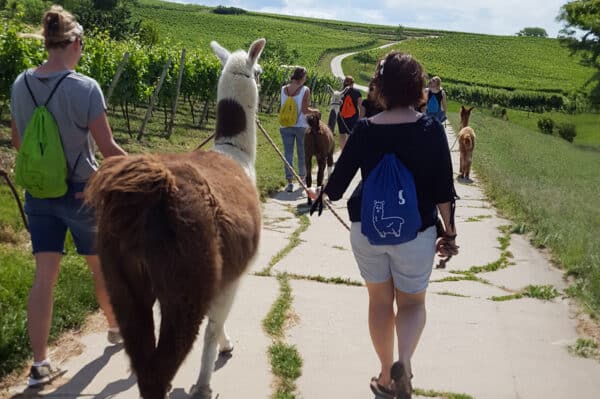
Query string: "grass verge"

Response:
xmin=0 ymin=245 xmax=96 ymax=379
xmin=448 ymin=111 xmax=600 ymax=316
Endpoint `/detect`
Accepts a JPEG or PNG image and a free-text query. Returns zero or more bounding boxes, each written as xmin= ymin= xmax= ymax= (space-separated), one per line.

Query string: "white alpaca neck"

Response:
xmin=213 ymin=94 xmax=258 ymax=183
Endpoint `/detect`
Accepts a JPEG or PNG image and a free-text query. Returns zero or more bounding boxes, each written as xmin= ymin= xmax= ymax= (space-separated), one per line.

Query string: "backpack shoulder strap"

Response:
xmin=23 ymin=74 xmax=38 ymax=107
xmin=44 ymin=72 xmax=72 ymax=106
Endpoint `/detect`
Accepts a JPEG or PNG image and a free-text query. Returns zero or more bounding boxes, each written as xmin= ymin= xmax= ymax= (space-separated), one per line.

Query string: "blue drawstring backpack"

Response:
xmin=426 ymin=90 xmax=447 ymax=123
xmin=361 ymin=153 xmax=421 ymax=245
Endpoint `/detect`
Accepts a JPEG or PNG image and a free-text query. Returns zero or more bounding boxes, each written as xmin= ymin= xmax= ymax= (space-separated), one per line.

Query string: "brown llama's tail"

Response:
xmin=85 ymin=154 xmax=178 ymax=249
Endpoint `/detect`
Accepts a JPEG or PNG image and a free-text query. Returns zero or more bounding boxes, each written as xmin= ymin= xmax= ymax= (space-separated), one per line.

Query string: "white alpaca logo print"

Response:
xmin=372 ymin=200 xmax=404 ymax=239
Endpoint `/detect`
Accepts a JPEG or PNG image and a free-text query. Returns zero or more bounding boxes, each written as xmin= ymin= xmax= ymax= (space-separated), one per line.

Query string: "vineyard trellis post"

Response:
xmin=137 ymin=57 xmax=172 ymax=141
xmin=105 ymin=52 xmax=130 ymax=102
xmin=167 ymin=48 xmax=186 ymax=139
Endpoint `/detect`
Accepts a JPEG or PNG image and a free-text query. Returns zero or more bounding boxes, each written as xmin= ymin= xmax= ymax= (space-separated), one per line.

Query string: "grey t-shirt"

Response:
xmin=10 ymin=69 xmax=107 ymax=183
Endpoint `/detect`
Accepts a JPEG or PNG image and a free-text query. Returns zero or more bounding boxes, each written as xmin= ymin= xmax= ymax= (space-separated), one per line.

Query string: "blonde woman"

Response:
xmin=10 ymin=5 xmax=126 ymax=387
xmin=424 ymin=76 xmax=447 ymax=123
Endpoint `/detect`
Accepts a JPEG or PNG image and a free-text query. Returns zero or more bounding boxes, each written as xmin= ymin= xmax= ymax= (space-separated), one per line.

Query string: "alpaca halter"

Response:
xmin=215 ymin=139 xmax=245 ymax=153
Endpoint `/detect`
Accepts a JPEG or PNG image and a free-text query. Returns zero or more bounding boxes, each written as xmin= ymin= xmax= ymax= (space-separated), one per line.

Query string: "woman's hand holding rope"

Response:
xmin=436 ymin=234 xmax=459 ymax=257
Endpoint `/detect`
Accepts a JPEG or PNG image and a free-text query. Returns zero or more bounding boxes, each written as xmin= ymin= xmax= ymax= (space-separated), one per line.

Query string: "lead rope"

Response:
xmin=255 ymin=119 xmax=350 ymax=232
xmin=0 ymin=169 xmax=29 ymax=231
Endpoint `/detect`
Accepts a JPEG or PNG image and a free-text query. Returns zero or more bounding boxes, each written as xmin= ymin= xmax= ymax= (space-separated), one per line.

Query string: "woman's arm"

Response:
xmin=436 ymin=201 xmax=456 ymax=236
xmin=90 ymin=112 xmax=127 ymax=158
xmin=301 ymin=87 xmax=319 ymax=115
xmin=442 ymin=91 xmax=448 ymax=113
xmin=359 ymin=102 xmax=367 ymax=119
xmin=356 ymin=95 xmax=364 ymax=118
xmin=322 ymin=122 xmax=363 ymax=201
xmin=11 ymin=118 xmax=21 ymax=150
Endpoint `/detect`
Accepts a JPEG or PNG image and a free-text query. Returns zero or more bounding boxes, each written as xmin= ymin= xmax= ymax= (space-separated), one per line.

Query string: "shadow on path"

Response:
xmin=10 ymin=345 xmax=135 ymax=399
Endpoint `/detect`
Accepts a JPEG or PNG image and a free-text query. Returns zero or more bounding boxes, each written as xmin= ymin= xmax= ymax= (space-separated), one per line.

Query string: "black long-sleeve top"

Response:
xmin=324 ymin=116 xmax=456 ymax=229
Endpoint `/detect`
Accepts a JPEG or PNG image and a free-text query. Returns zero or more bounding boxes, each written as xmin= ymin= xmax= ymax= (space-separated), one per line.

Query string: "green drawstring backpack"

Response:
xmin=15 ymin=72 xmax=71 ymax=198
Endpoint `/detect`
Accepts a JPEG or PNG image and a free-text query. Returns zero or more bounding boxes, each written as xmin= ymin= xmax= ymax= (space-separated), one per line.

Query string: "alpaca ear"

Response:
xmin=211 ymin=41 xmax=230 ymax=65
xmin=326 ymin=84 xmax=334 ymax=95
xmin=469 ymin=106 xmax=475 ymax=112
xmin=461 ymin=105 xmax=466 ymax=111
xmin=247 ymin=38 xmax=266 ymax=66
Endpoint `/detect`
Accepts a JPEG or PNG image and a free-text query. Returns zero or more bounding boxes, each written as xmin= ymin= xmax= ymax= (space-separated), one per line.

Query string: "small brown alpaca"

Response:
xmin=458 ymin=105 xmax=476 ymax=180
xmin=305 ymin=112 xmax=334 ymax=191
xmin=85 ymin=39 xmax=265 ymax=399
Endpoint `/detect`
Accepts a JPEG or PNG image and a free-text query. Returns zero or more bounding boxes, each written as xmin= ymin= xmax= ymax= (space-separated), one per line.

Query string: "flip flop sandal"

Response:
xmin=370 ymin=375 xmax=395 ymax=398
xmin=390 ymin=361 xmax=413 ymax=399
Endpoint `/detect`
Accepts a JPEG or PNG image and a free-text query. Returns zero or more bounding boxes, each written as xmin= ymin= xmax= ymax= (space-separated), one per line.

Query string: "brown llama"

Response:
xmin=84 ymin=38 xmax=266 ymax=399
xmin=458 ymin=105 xmax=476 ymax=180
xmin=304 ymin=112 xmax=334 ymax=191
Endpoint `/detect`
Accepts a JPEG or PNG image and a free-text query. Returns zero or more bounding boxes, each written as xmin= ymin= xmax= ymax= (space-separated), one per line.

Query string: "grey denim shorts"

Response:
xmin=350 ymin=222 xmax=436 ymax=294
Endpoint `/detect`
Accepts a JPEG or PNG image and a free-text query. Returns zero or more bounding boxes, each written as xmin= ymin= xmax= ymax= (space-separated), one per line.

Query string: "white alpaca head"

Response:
xmin=210 ymin=38 xmax=265 ymax=178
xmin=327 ymin=84 xmax=349 ymax=113
xmin=374 ymin=200 xmax=384 ymax=213
xmin=211 ymin=38 xmax=264 ymax=109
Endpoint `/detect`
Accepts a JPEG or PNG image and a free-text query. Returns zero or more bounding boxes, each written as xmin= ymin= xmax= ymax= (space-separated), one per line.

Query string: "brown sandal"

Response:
xmin=390 ymin=361 xmax=413 ymax=399
xmin=370 ymin=375 xmax=395 ymax=398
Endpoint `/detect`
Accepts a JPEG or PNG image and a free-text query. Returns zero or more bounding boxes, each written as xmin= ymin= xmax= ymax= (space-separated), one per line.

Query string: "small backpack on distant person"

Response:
xmin=340 ymin=92 xmax=356 ymax=119
xmin=279 ymin=86 xmax=300 ymax=127
xmin=361 ymin=153 xmax=422 ymax=245
xmin=15 ymin=73 xmax=71 ymax=198
xmin=426 ymin=90 xmax=444 ymax=113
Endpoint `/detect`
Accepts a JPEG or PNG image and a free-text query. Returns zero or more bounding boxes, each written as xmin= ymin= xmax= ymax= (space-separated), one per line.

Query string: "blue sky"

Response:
xmin=170 ymin=0 xmax=570 ymax=37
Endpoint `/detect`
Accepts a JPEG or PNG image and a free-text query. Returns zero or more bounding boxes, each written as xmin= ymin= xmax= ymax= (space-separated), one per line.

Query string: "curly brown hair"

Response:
xmin=370 ymin=51 xmax=425 ymax=110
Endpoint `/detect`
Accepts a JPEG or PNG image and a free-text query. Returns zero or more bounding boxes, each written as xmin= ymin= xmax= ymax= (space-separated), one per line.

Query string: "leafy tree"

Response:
xmin=396 ymin=24 xmax=405 ymax=39
xmin=53 ymin=0 xmax=139 ymax=40
xmin=516 ymin=27 xmax=548 ymax=37
xmin=558 ymin=0 xmax=600 ymax=106
xmin=20 ymin=0 xmax=50 ymax=24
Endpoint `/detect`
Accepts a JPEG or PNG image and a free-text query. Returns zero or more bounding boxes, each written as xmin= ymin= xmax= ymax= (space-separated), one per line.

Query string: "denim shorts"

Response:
xmin=24 ymin=181 xmax=97 ymax=255
xmin=350 ymin=223 xmax=436 ymax=294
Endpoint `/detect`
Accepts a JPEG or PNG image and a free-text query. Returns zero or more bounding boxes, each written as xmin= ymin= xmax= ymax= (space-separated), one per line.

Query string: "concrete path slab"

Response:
xmin=288 ymin=279 xmax=600 ymax=399
xmin=248 ymin=201 xmax=299 ymax=274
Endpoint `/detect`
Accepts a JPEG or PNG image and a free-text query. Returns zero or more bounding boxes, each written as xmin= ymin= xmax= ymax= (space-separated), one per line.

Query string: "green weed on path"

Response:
xmin=262 ymin=273 xmax=303 ymax=399
xmin=449 ymin=112 xmax=600 ymax=315
xmin=490 ymin=284 xmax=561 ymax=302
xmin=414 ymin=387 xmax=475 ymax=399
xmin=568 ymin=338 xmax=599 ymax=360
xmin=257 ymin=207 xmax=310 ymax=277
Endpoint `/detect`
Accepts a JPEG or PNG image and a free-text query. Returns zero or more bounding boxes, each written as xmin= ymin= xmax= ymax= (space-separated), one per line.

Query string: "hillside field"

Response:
xmin=343 ymin=33 xmax=595 ymax=95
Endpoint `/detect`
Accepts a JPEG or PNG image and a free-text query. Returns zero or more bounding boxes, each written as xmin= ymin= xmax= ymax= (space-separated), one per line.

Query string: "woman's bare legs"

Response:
xmin=28 ymin=252 xmax=61 ymax=362
xmin=395 ymin=289 xmax=427 ymax=376
xmin=366 ymin=279 xmax=395 ymax=386
xmin=85 ymin=255 xmax=118 ymax=329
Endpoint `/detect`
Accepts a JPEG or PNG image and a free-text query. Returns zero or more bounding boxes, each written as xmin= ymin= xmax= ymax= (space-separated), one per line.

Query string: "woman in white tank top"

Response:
xmin=279 ymin=67 xmax=320 ymax=192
